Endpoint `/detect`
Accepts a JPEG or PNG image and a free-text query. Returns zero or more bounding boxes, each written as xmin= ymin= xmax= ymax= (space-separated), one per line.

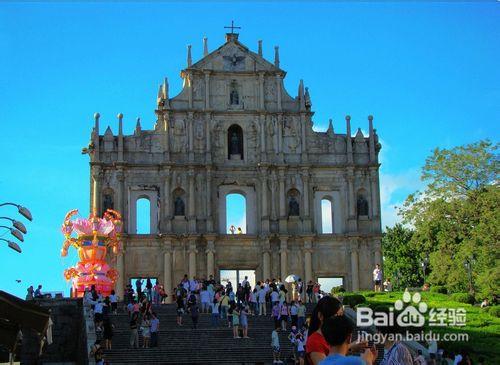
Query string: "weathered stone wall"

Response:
xmin=20 ymin=298 xmax=87 ymax=365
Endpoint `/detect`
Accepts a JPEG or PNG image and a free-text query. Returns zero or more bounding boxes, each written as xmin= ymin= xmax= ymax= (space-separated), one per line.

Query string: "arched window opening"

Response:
xmin=226 ymin=193 xmax=246 ymax=234
xmin=228 ymin=124 xmax=244 ymax=159
xmin=173 ymin=188 xmax=186 ymax=216
xmin=321 ymin=198 xmax=333 ymax=234
xmin=287 ymin=189 xmax=301 ymax=217
xmin=357 ymin=191 xmax=369 ymax=217
xmin=136 ymin=197 xmax=151 ymax=234
xmin=230 ymin=80 xmax=239 ymax=105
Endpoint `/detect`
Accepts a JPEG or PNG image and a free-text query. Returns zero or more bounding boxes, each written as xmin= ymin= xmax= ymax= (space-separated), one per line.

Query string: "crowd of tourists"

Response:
xmin=83 ymin=274 xmax=483 ymax=365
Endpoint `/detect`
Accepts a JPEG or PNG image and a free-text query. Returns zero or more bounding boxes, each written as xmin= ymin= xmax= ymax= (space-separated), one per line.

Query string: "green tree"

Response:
xmin=400 ymin=140 xmax=499 ymax=297
xmin=382 ymin=224 xmax=422 ymax=289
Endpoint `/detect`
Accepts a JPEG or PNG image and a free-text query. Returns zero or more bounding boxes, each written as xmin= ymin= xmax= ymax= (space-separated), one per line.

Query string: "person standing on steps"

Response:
xmin=297 ymin=300 xmax=306 ymax=330
xmin=188 ymin=293 xmax=199 ymax=329
xmin=232 ymin=304 xmax=241 ymax=338
xmin=211 ymin=297 xmax=220 ymax=327
xmin=141 ymin=313 xmax=151 ymax=348
xmin=271 ymin=323 xmax=283 ymax=364
xmin=150 ymin=312 xmax=159 ymax=347
xmin=240 ymin=304 xmax=250 ymax=338
xmin=176 ymin=293 xmax=185 ymax=326
xmin=200 ymin=285 xmax=211 ymax=313
xmin=280 ymin=301 xmax=290 ymax=331
xmin=258 ymin=284 xmax=267 ymax=315
xmin=135 ymin=278 xmax=143 ymax=301
xmin=145 ymin=278 xmax=153 ymax=302
xmin=129 ymin=312 xmax=139 ymax=349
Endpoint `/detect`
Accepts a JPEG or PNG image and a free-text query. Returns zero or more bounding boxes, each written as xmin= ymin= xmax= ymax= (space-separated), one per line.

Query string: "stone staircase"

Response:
xmin=102 ymin=303 xmax=298 ymax=365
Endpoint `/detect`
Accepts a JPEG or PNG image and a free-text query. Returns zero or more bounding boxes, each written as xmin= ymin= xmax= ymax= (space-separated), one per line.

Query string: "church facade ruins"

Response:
xmin=85 ymin=31 xmax=383 ymax=298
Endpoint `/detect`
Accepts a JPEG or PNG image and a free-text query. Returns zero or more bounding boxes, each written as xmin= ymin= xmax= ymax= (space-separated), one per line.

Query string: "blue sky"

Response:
xmin=1 ymin=2 xmax=499 ymax=298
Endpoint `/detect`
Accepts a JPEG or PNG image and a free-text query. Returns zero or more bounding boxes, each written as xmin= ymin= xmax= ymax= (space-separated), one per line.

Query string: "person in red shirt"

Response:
xmin=305 ymin=296 xmax=367 ymax=365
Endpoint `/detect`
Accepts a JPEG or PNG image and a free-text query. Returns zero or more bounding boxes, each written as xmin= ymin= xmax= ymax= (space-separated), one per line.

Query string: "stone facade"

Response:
xmin=85 ymin=32 xmax=383 ymax=300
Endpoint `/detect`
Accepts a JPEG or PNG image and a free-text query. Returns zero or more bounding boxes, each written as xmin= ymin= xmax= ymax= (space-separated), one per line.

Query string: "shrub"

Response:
xmin=330 ymin=286 xmax=346 ymax=295
xmin=430 ymin=285 xmax=448 ymax=294
xmin=488 ymin=306 xmax=500 ymax=318
xmin=450 ymin=293 xmax=475 ymax=305
xmin=342 ymin=294 xmax=366 ymax=307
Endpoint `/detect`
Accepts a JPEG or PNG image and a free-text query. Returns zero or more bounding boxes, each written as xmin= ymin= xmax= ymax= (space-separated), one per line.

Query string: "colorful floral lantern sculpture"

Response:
xmin=61 ymin=209 xmax=123 ymax=297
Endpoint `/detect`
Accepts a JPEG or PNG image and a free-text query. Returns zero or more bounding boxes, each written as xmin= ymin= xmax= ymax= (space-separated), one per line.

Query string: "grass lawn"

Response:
xmin=347 ymin=291 xmax=500 ymax=364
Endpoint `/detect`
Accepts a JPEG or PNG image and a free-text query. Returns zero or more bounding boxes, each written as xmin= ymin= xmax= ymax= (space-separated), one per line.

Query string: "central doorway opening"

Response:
xmin=219 ymin=269 xmax=256 ymax=289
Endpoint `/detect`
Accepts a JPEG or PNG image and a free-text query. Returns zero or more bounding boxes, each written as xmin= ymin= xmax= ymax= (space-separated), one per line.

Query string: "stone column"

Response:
xmin=164 ymin=113 xmax=171 ymax=162
xmin=301 ymin=168 xmax=310 ymax=218
xmin=300 ymin=113 xmax=308 ymax=163
xmin=346 ymin=169 xmax=357 ymax=232
xmin=206 ymin=240 xmax=215 ymax=278
xmin=350 ymin=239 xmax=360 ymax=292
xmin=187 ymin=73 xmax=193 ymax=108
xmin=369 ymin=167 xmax=380 ymax=217
xmin=116 ymin=249 xmax=125 ymax=299
xmin=188 ymin=170 xmax=196 ymax=232
xmin=188 ymin=239 xmax=197 ymax=279
xmin=163 ymin=239 xmax=173 ymax=303
xmin=303 ymin=239 xmax=313 ymax=285
xmin=277 ymin=114 xmax=283 ymax=156
xmin=276 ymin=74 xmax=282 ymax=111
xmin=92 ymin=166 xmax=101 ymax=214
xmin=116 ymin=169 xmax=125 ymax=215
xmin=259 ymin=114 xmax=266 ymax=157
xmin=259 ymin=72 xmax=265 ymax=110
xmin=373 ymin=238 xmax=382 ymax=267
xmin=206 ymin=168 xmax=213 ymax=232
xmin=187 ymin=112 xmax=194 ymax=161
xmin=278 ymin=168 xmax=287 ymax=231
xmin=261 ymin=238 xmax=271 ymax=280
xmin=163 ymin=168 xmax=172 ymax=231
xmin=261 ymin=168 xmax=268 ymax=218
xmin=279 ymin=236 xmax=288 ymax=281
xmin=204 ymin=71 xmax=210 ymax=110
xmin=205 ymin=112 xmax=212 ymax=163
xmin=270 ymin=172 xmax=277 ymax=221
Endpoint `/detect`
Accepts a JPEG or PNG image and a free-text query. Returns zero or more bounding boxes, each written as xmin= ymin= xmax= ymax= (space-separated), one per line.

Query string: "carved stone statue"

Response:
xmin=289 ymin=196 xmax=300 ymax=216
xmin=357 ymin=196 xmax=369 ymax=216
xmin=103 ymin=194 xmax=114 ymax=212
xmin=230 ymin=89 xmax=239 ymax=105
xmin=230 ymin=131 xmax=240 ymax=155
xmin=174 ymin=197 xmax=185 ymax=216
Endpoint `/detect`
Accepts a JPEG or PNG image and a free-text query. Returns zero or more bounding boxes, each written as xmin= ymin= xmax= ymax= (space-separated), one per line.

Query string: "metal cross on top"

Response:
xmin=224 ymin=20 xmax=241 ymax=34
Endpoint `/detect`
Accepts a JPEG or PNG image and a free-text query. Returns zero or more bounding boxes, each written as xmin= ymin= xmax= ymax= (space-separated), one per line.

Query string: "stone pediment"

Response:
xmin=189 ymin=37 xmax=281 ymax=74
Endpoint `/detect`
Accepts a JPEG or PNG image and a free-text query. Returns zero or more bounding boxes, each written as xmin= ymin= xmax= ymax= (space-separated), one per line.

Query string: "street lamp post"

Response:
xmin=0 ymin=202 xmax=32 ymax=253
xmin=0 ymin=238 xmax=22 ymax=253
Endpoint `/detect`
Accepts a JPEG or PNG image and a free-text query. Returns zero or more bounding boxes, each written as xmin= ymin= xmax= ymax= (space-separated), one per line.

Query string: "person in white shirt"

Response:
xmin=383 ymin=278 xmax=393 ymax=292
xmin=271 ymin=289 xmax=280 ymax=306
xmin=373 ymin=264 xmax=383 ymax=292
xmin=271 ymin=324 xmax=282 ymax=364
xmin=109 ymin=290 xmax=118 ymax=314
xmin=258 ymin=285 xmax=268 ymax=315
xmin=200 ymin=288 xmax=211 ymax=313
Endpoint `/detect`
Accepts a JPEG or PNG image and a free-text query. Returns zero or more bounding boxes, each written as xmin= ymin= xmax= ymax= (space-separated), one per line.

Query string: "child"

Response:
xmin=271 ymin=323 xmax=282 ymax=364
xmin=232 ymin=305 xmax=241 ymax=338
xmin=320 ymin=315 xmax=377 ymax=365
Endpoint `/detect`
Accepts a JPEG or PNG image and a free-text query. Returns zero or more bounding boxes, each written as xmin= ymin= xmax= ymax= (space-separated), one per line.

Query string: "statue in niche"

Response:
xmin=230 ymin=131 xmax=240 ymax=155
xmin=103 ymin=194 xmax=114 ymax=212
xmin=229 ymin=89 xmax=240 ymax=105
xmin=289 ymin=196 xmax=300 ymax=216
xmin=174 ymin=197 xmax=185 ymax=216
xmin=172 ymin=118 xmax=187 ymax=153
xmin=357 ymin=196 xmax=369 ymax=216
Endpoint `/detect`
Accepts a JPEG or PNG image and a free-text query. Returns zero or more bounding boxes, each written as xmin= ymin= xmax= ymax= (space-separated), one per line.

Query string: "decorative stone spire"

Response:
xmin=327 ymin=118 xmax=334 ymax=137
xmin=346 ymin=115 xmax=353 ymax=164
xmin=163 ymin=77 xmax=170 ymax=109
xmin=187 ymin=45 xmax=192 ymax=67
xmin=274 ymin=46 xmax=280 ymax=68
xmin=368 ymin=115 xmax=376 ymax=162
xmin=93 ymin=112 xmax=100 ymax=135
xmin=203 ymin=37 xmax=208 ymax=57
xmin=298 ymin=79 xmax=305 ymax=111
xmin=157 ymin=84 xmax=164 ymax=108
xmin=304 ymin=87 xmax=311 ymax=110
xmin=258 ymin=40 xmax=263 ymax=57
xmin=117 ymin=113 xmax=123 ymax=135
xmin=117 ymin=113 xmax=124 ymax=162
xmin=135 ymin=117 xmax=142 ymax=135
